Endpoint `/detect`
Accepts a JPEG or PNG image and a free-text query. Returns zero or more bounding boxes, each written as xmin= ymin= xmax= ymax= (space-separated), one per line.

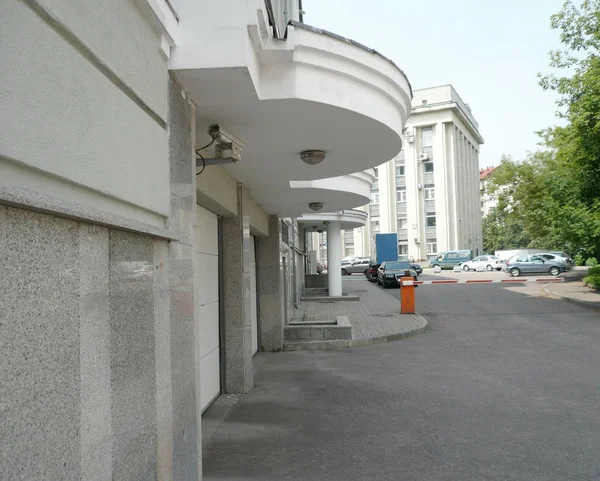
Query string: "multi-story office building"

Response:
xmin=342 ymin=85 xmax=484 ymax=261
xmin=1 ymin=1 xmax=412 ymax=478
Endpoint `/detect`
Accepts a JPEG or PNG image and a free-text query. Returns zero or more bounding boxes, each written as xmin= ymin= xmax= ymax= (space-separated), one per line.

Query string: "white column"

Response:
xmin=326 ymin=221 xmax=342 ymax=297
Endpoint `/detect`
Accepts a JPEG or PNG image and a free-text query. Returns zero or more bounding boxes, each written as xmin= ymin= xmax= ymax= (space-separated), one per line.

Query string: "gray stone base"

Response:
xmin=283 ymin=322 xmax=427 ymax=351
xmin=299 ymin=295 xmax=359 ymax=302
xmin=284 ymin=316 xmax=352 ymax=342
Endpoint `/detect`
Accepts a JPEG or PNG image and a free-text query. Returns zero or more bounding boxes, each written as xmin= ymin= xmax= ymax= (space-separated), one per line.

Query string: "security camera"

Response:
xmin=208 ymin=124 xmax=244 ymax=162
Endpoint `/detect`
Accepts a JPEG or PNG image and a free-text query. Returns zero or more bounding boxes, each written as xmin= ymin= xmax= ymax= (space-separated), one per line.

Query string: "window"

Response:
xmin=396 ymin=188 xmax=407 ymax=202
xmin=424 ymin=161 xmax=434 ymax=173
xmin=371 ymin=220 xmax=380 ymax=232
xmin=427 ymin=240 xmax=437 ymax=255
xmin=421 ymin=99 xmax=428 ymax=106
xmin=398 ymin=218 xmax=408 ymax=229
xmin=426 ymin=212 xmax=436 ymax=227
xmin=424 ymin=186 xmax=435 ymax=200
xmin=398 ymin=243 xmax=408 ymax=256
xmin=421 ymin=127 xmax=433 ymax=147
xmin=370 ymin=192 xmax=379 ymax=204
xmin=396 ymin=165 xmax=405 ymax=176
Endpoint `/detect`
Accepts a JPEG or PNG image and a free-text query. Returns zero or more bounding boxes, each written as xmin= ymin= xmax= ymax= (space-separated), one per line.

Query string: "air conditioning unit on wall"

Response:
xmin=418 ymin=153 xmax=429 ymax=161
xmin=404 ymin=128 xmax=414 ymax=143
xmin=414 ymin=238 xmax=420 ymax=244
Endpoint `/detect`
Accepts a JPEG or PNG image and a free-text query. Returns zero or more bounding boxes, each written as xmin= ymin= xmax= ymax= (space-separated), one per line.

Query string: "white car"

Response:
xmin=460 ymin=255 xmax=504 ymax=272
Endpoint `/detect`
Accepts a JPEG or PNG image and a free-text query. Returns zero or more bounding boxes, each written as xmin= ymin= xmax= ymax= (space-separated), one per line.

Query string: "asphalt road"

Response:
xmin=204 ymin=276 xmax=600 ymax=481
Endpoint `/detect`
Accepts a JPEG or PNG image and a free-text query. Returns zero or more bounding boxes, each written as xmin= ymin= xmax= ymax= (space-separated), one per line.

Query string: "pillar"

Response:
xmin=167 ymin=74 xmax=200 ymax=480
xmin=221 ymin=185 xmax=253 ymax=393
xmin=257 ymin=215 xmax=284 ymax=351
xmin=327 ymin=221 xmax=342 ymax=297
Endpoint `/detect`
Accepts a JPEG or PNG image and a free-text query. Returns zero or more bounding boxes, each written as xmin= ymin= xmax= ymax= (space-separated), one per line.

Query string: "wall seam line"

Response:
xmin=22 ymin=0 xmax=167 ymax=130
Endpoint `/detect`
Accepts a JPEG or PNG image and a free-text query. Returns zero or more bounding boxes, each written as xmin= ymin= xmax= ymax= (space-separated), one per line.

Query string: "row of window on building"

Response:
xmin=393 ymin=161 xmax=434 ymax=177
xmin=370 ymin=185 xmax=435 ymax=205
xmin=397 ymin=240 xmax=438 ymax=256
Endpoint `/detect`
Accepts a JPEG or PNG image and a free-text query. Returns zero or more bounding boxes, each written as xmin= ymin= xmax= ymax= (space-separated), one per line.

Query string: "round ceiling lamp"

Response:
xmin=309 ymin=202 xmax=324 ymax=211
xmin=300 ymin=150 xmax=326 ymax=165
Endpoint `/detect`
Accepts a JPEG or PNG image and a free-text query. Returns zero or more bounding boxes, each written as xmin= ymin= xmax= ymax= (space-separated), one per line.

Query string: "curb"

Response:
xmin=544 ymin=289 xmax=600 ymax=312
xmin=283 ymin=317 xmax=427 ymax=351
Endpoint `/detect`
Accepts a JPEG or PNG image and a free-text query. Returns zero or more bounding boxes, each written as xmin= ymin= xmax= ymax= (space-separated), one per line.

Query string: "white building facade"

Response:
xmin=343 ymin=85 xmax=484 ymax=262
xmin=480 ymin=166 xmax=498 ymax=217
xmin=0 ymin=1 xmax=412 ymax=479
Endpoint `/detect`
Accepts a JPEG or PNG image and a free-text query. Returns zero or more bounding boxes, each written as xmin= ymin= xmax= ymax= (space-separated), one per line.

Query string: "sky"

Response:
xmin=302 ymin=0 xmax=566 ymax=168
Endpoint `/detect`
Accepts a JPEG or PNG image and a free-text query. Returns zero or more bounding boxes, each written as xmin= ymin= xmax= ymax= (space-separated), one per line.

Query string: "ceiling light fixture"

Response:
xmin=300 ymin=150 xmax=326 ymax=165
xmin=309 ymin=202 xmax=324 ymax=212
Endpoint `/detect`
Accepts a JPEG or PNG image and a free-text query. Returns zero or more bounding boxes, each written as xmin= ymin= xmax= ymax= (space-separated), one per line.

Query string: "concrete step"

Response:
xmin=283 ymin=316 xmax=352 ymax=342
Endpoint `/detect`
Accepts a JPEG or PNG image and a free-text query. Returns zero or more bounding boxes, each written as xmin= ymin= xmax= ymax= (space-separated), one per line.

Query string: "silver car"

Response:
xmin=504 ymin=254 xmax=565 ymax=277
xmin=537 ymin=252 xmax=572 ymax=270
xmin=341 ymin=258 xmax=370 ymax=275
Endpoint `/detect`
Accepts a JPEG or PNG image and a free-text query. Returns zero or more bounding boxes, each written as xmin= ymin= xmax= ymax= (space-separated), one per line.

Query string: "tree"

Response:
xmin=482 ymin=206 xmax=530 ymax=254
xmin=485 ymin=154 xmax=600 ymax=260
xmin=538 ymin=0 xmax=600 ymax=206
xmin=482 ymin=1 xmax=600 ymax=260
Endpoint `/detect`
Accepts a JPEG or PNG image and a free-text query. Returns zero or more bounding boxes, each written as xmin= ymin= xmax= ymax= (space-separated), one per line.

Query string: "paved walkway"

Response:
xmin=495 ymin=267 xmax=600 ymax=311
xmin=545 ymin=267 xmax=600 ymax=310
xmin=297 ymin=278 xmax=426 ymax=340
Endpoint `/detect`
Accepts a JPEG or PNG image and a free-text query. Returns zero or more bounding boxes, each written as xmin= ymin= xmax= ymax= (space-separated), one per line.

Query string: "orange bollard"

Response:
xmin=400 ymin=276 xmax=416 ymax=314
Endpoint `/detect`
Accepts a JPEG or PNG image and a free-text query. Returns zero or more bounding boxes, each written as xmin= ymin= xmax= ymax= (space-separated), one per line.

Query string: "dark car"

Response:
xmin=366 ymin=260 xmax=380 ymax=282
xmin=399 ymin=256 xmax=422 ymax=275
xmin=411 ymin=263 xmax=423 ymax=275
xmin=377 ymin=260 xmax=418 ymax=288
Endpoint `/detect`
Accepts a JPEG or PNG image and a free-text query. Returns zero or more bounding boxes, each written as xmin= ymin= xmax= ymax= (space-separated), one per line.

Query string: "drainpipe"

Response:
xmin=291 ymin=218 xmax=298 ymax=308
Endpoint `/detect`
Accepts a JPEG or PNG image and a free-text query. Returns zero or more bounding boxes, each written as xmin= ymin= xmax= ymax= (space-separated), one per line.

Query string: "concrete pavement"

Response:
xmin=423 ymin=266 xmax=600 ymax=312
xmin=203 ymin=279 xmax=600 ymax=480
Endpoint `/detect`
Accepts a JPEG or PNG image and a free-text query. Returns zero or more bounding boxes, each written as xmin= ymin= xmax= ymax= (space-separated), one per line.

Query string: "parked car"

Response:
xmin=536 ymin=252 xmax=571 ymax=270
xmin=459 ymin=255 xmax=505 ymax=272
xmin=316 ymin=261 xmax=324 ymax=274
xmin=399 ymin=256 xmax=422 ymax=275
xmin=377 ymin=261 xmax=418 ymax=288
xmin=549 ymin=251 xmax=575 ymax=269
xmin=366 ymin=260 xmax=380 ymax=282
xmin=429 ymin=250 xmax=473 ymax=269
xmin=504 ymin=254 xmax=565 ymax=277
xmin=342 ymin=258 xmax=370 ymax=275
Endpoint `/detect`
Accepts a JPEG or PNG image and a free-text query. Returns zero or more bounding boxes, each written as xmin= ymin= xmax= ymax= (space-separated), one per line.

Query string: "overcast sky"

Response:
xmin=302 ymin=0 xmax=566 ymax=168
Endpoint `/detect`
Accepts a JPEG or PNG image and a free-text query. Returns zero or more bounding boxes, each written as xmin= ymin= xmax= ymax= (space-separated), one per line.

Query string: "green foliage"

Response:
xmin=586 ymin=257 xmax=599 ymax=266
xmin=574 ymin=254 xmax=586 ymax=266
xmin=583 ymin=274 xmax=600 ymax=288
xmin=588 ymin=265 xmax=600 ymax=275
xmin=482 ymin=196 xmax=530 ymax=254
xmin=483 ymin=2 xmax=600 ymax=260
xmin=538 ymin=0 xmax=600 ymax=206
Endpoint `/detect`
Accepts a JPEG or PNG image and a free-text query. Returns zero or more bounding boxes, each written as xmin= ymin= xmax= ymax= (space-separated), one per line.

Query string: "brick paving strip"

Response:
xmin=298 ymin=278 xmax=426 ymax=341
